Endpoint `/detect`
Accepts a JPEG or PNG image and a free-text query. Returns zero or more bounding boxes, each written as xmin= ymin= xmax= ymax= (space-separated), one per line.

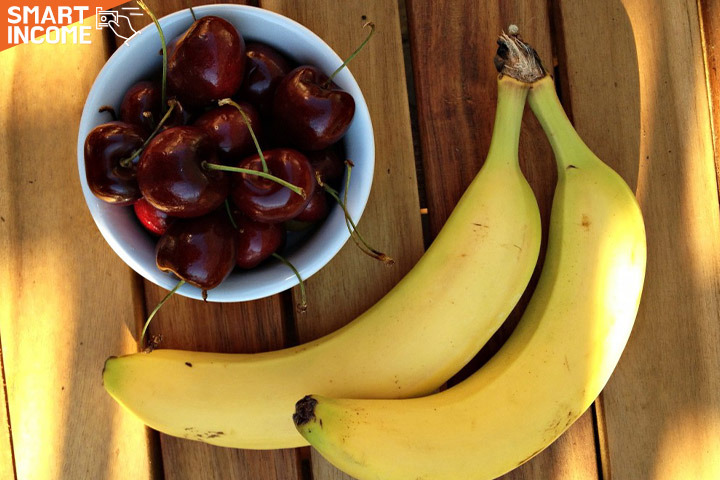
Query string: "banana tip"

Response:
xmin=101 ymin=356 xmax=117 ymax=382
xmin=293 ymin=395 xmax=318 ymax=427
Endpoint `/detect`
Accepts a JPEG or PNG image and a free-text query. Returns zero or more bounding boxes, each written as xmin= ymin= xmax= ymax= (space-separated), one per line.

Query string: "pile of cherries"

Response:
xmin=85 ymin=11 xmax=362 ymax=301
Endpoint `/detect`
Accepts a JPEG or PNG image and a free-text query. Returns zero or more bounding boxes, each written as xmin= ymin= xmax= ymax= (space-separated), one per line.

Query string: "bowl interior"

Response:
xmin=77 ymin=4 xmax=374 ymax=302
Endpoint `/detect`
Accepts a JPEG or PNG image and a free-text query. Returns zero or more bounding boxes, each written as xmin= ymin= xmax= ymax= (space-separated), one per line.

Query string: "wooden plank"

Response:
xmin=700 ymin=0 xmax=720 ymax=182
xmin=0 ymin=331 xmax=15 ymax=479
xmin=257 ymin=0 xmax=425 ymax=478
xmin=0 ymin=19 xmax=155 ymax=480
xmin=144 ymin=290 xmax=302 ymax=480
xmin=405 ymin=1 xmax=600 ymax=479
xmin=107 ymin=2 xmax=303 ymax=479
xmin=560 ymin=0 xmax=720 ymax=478
xmin=0 ymin=42 xmax=16 ymax=480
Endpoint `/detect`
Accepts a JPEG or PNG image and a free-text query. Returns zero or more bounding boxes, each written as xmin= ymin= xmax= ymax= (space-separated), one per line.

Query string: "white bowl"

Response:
xmin=77 ymin=4 xmax=374 ymax=302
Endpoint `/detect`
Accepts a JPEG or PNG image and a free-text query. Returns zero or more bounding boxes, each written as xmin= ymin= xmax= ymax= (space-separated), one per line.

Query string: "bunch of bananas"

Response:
xmin=103 ymin=31 xmax=646 ymax=479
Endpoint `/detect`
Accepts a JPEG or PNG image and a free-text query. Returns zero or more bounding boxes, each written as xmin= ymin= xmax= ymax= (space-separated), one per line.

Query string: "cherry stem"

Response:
xmin=272 ymin=253 xmax=307 ymax=313
xmin=98 ymin=105 xmax=117 ymax=120
xmin=218 ymin=98 xmax=268 ymax=174
xmin=317 ymin=171 xmax=393 ymax=265
xmin=137 ymin=0 xmax=167 ymax=114
xmin=189 ymin=6 xmax=197 ymax=21
xmin=343 ymin=159 xmax=353 ymax=221
xmin=225 ymin=199 xmax=238 ymax=229
xmin=119 ymin=100 xmax=177 ymax=168
xmin=140 ymin=279 xmax=185 ymax=343
xmin=202 ymin=162 xmax=306 ymax=199
xmin=323 ymin=22 xmax=375 ymax=88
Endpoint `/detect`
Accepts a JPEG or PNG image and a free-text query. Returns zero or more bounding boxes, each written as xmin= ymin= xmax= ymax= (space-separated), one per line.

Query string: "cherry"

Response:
xmin=156 ymin=209 xmax=237 ymax=290
xmin=194 ymin=102 xmax=261 ymax=162
xmin=230 ymin=148 xmax=315 ymax=223
xmin=120 ymin=82 xmax=190 ymax=134
xmin=167 ymin=16 xmax=246 ymax=108
xmin=137 ymin=126 xmax=230 ymax=218
xmin=271 ymin=23 xmax=375 ymax=151
xmin=272 ymin=66 xmax=355 ymax=151
xmin=134 ymin=197 xmax=174 ymax=235
xmin=240 ymin=42 xmax=292 ymax=116
xmin=294 ymin=189 xmax=329 ymax=223
xmin=306 ymin=144 xmax=345 ymax=185
xmin=84 ymin=121 xmax=146 ymax=205
xmin=231 ymin=211 xmax=285 ymax=269
xmin=120 ymin=81 xmax=161 ymax=134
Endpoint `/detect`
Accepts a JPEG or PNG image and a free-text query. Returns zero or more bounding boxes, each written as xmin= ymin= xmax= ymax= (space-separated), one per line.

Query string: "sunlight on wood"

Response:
xmin=601 ymin=2 xmax=720 ymax=479
xmin=0 ymin=42 xmax=18 ymax=480
xmin=654 ymin=408 xmax=720 ymax=479
xmin=4 ymin=254 xmax=78 ymax=479
xmin=0 ymin=18 xmax=154 ymax=479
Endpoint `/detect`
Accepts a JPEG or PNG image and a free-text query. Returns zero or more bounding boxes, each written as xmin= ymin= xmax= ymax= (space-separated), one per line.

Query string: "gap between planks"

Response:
xmin=697 ymin=0 xmax=720 ymax=209
xmin=0 ymin=332 xmax=18 ymax=480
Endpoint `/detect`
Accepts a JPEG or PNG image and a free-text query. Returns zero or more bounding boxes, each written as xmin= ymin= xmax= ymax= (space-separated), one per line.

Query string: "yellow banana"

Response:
xmin=293 ymin=36 xmax=646 ymax=480
xmin=102 ymin=75 xmax=541 ymax=449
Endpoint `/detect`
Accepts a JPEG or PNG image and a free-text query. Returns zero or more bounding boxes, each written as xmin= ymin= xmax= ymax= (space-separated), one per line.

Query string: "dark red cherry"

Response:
xmin=231 ymin=148 xmax=315 ymax=223
xmin=120 ymin=81 xmax=190 ymax=133
xmin=306 ymin=144 xmax=345 ymax=185
xmin=120 ymin=81 xmax=161 ymax=134
xmin=294 ymin=189 xmax=329 ymax=223
xmin=137 ymin=126 xmax=229 ymax=218
xmin=134 ymin=197 xmax=174 ymax=235
xmin=120 ymin=81 xmax=160 ymax=133
xmin=167 ymin=16 xmax=246 ymax=107
xmin=232 ymin=212 xmax=285 ymax=269
xmin=273 ymin=66 xmax=355 ymax=151
xmin=156 ymin=209 xmax=236 ymax=290
xmin=194 ymin=103 xmax=261 ymax=163
xmin=84 ymin=121 xmax=146 ymax=205
xmin=240 ymin=42 xmax=292 ymax=116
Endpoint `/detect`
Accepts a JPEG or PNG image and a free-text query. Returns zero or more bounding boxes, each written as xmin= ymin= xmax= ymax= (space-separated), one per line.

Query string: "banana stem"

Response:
xmin=484 ymin=77 xmax=529 ymax=167
xmin=527 ymin=77 xmax=590 ymax=171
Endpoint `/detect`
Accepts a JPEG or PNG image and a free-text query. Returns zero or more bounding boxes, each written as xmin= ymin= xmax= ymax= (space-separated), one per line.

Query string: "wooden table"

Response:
xmin=2 ymin=0 xmax=720 ymax=478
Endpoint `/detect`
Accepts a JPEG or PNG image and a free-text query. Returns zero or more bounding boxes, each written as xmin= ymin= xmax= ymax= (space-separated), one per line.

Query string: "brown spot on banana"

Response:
xmin=581 ymin=215 xmax=591 ymax=229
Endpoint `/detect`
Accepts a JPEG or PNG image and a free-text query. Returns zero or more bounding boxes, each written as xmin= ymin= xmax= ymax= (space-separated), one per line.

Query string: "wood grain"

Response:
xmin=257 ymin=1 xmax=425 ymax=478
xmin=562 ymin=0 xmax=720 ymax=478
xmin=405 ymin=1 xmax=600 ymax=479
xmin=0 ymin=20 xmax=155 ymax=480
xmin=0 ymin=39 xmax=16 ymax=474
xmin=109 ymin=2 xmax=302 ymax=479
xmin=700 ymin=0 xmax=720 ymax=182
xmin=0 ymin=319 xmax=14 ymax=479
xmin=1 ymin=2 xmax=716 ymax=480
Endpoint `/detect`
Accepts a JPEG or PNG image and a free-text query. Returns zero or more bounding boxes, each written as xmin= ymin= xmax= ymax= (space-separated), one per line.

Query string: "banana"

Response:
xmin=102 ymin=75 xmax=541 ymax=449
xmin=293 ymin=37 xmax=646 ymax=480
